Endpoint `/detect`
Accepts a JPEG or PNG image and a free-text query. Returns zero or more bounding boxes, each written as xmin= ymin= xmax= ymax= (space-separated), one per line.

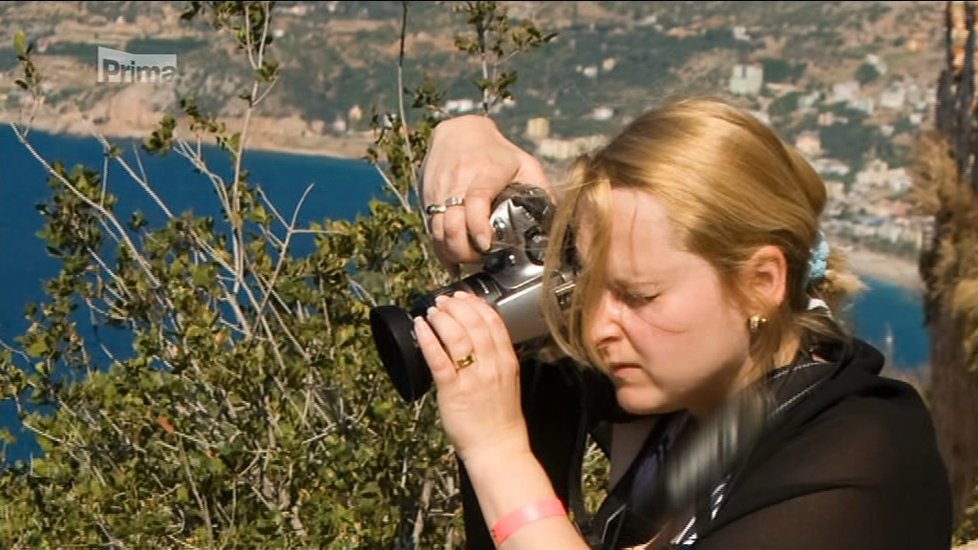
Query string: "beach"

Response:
xmin=0 ymin=106 xmax=373 ymax=161
xmin=835 ymin=240 xmax=925 ymax=293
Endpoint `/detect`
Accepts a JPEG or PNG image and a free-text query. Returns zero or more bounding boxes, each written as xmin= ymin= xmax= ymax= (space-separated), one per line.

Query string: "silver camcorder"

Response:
xmin=369 ymin=183 xmax=576 ymax=403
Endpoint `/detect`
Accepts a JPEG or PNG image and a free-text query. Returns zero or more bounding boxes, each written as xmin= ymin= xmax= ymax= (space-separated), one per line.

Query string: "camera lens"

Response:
xmin=369 ymin=305 xmax=431 ymax=403
xmin=370 ymin=274 xmax=505 ymax=403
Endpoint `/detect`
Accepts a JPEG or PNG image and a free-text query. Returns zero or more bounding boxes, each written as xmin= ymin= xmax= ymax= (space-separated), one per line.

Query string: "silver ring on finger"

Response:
xmin=425 ymin=203 xmax=448 ymax=216
xmin=444 ymin=196 xmax=465 ymax=208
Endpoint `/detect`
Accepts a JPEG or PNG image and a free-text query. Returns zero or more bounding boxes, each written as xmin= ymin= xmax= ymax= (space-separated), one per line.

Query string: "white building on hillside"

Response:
xmin=729 ymin=64 xmax=763 ymax=96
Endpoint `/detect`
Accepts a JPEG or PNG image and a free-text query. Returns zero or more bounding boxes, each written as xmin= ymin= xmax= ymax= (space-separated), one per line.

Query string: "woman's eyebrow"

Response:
xmin=607 ymin=277 xmax=662 ymax=292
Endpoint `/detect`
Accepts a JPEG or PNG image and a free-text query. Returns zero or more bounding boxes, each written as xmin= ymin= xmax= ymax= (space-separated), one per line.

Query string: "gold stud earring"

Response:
xmin=749 ymin=314 xmax=768 ymax=333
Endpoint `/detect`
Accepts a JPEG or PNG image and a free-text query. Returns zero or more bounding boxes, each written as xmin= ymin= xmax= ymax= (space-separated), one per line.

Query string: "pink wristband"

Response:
xmin=491 ymin=498 xmax=567 ymax=546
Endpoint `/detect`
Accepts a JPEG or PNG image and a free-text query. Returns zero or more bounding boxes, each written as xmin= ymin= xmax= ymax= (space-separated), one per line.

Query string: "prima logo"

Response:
xmin=97 ymin=47 xmax=177 ymax=83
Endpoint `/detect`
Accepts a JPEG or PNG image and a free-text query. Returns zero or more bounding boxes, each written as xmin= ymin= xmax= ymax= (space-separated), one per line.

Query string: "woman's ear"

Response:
xmin=743 ymin=245 xmax=788 ymax=311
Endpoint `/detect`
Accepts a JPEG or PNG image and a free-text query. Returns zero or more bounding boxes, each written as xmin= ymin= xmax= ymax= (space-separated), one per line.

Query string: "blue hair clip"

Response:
xmin=806 ymin=230 xmax=829 ymax=285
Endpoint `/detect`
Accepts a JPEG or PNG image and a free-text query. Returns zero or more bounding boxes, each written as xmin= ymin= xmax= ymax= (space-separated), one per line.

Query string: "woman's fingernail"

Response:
xmin=434 ymin=295 xmax=448 ymax=305
xmin=427 ymin=306 xmax=438 ymax=317
xmin=413 ymin=316 xmax=430 ymax=338
xmin=475 ymin=234 xmax=491 ymax=252
xmin=453 ymin=290 xmax=470 ymax=299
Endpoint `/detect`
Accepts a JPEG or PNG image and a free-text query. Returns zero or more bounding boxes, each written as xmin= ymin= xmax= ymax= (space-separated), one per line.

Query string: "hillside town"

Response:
xmin=0 ymin=1 xmax=945 ymax=263
xmin=504 ymin=40 xmax=939 ymax=265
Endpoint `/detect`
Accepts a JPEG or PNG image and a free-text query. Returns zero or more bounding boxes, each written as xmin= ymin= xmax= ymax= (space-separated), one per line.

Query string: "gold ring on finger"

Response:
xmin=454 ymin=353 xmax=476 ymax=371
xmin=444 ymin=196 xmax=465 ymax=208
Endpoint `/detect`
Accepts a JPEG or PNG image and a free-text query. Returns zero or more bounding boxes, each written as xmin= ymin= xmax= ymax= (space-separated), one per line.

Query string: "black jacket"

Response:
xmin=681 ymin=336 xmax=954 ymax=549
xmin=460 ymin=338 xmax=953 ymax=549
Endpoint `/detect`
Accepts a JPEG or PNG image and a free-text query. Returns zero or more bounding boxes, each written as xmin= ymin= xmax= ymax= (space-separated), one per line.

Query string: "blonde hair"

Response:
xmin=542 ymin=96 xmax=863 ymax=372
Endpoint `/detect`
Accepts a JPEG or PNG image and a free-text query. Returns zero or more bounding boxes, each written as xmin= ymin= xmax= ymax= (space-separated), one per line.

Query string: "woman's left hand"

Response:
xmin=412 ymin=291 xmax=530 ymax=465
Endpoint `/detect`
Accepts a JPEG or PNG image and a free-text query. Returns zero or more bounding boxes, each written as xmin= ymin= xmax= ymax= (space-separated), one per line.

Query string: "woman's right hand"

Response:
xmin=420 ymin=115 xmax=552 ymax=273
xmin=412 ymin=291 xmax=530 ymax=465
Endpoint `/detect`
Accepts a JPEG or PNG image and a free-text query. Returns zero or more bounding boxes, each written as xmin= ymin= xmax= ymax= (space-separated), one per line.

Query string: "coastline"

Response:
xmin=0 ymin=110 xmax=375 ymax=161
xmin=2 ymin=114 xmax=931 ymax=296
xmin=834 ymin=240 xmax=925 ymax=294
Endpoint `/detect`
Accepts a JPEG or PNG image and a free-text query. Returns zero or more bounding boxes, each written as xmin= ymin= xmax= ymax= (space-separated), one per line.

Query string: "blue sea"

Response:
xmin=0 ymin=126 xmax=931 ymax=464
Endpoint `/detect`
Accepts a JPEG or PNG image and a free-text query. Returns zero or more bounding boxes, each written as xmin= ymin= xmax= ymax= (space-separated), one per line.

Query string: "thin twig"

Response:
xmin=21 ymin=417 xmax=69 ymax=445
xmin=256 ymin=187 xmax=290 ymax=229
xmin=8 ymin=122 xmax=163 ymax=290
xmin=244 ymin=3 xmax=257 ymax=70
xmin=94 ymin=515 xmax=125 ymax=549
xmin=178 ymin=438 xmax=215 ymax=547
xmin=131 ymin=141 xmax=150 ymax=186
xmin=253 ymin=184 xmax=314 ymax=328
xmin=395 ymin=2 xmax=422 ymax=210
xmin=0 ymin=337 xmax=31 ymax=362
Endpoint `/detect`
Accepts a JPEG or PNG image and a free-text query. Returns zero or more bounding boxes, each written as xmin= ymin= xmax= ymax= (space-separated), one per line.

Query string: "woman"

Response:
xmin=412 ymin=97 xmax=952 ymax=549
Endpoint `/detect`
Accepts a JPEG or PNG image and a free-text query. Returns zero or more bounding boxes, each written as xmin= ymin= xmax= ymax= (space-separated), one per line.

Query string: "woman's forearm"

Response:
xmin=461 ymin=448 xmax=590 ymax=549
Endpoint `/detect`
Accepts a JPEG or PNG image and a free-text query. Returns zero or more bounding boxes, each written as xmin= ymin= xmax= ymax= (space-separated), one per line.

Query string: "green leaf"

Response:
xmin=250 ymin=204 xmax=268 ymax=225
xmin=191 ymin=264 xmax=212 ymax=287
xmin=129 ymin=210 xmax=147 ymax=231
xmin=13 ymin=31 xmax=26 ymax=56
xmin=227 ymin=132 xmax=241 ymax=153
xmin=25 ymin=338 xmax=48 ymax=358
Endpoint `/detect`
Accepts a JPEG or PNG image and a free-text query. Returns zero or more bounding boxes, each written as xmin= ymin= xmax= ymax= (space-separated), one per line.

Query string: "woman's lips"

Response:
xmin=609 ymin=363 xmax=643 ymax=376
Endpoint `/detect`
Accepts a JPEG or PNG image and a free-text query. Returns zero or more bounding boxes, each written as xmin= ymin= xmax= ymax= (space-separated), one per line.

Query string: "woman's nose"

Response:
xmin=588 ymin=291 xmax=623 ymax=346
